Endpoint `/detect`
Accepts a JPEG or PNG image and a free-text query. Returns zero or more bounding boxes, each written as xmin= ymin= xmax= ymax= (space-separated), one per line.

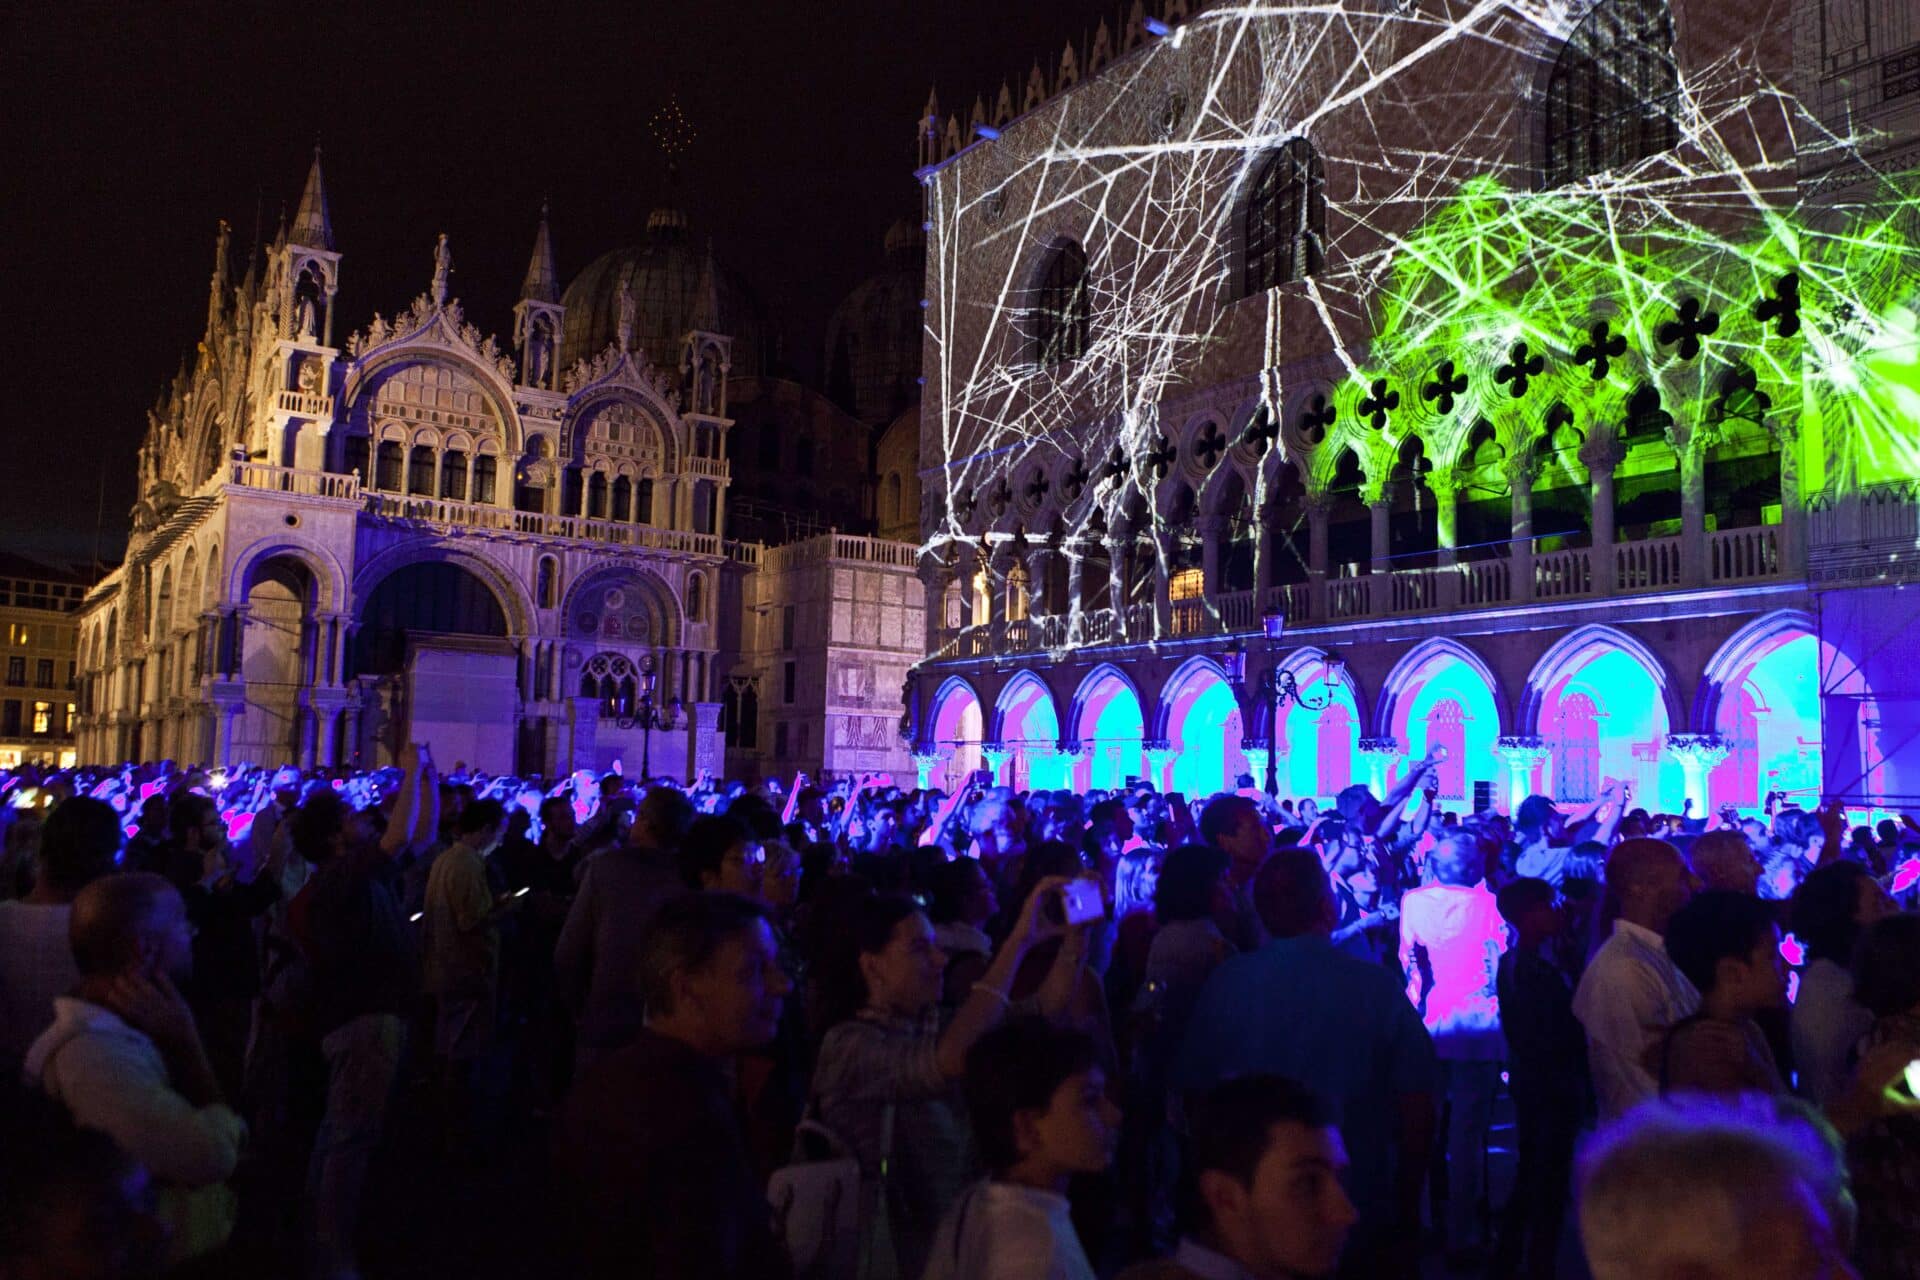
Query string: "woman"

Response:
xmin=1789 ymin=860 xmax=1893 ymax=1105
xmin=811 ymin=876 xmax=1086 ymax=1280
xmin=1844 ymin=913 xmax=1920 ymax=1279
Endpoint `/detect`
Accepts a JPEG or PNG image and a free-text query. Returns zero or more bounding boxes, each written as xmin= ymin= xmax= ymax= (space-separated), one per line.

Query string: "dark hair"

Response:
xmin=637 ymin=892 xmax=770 ymax=1016
xmin=1199 ymin=795 xmax=1258 ymax=848
xmin=926 ymin=857 xmax=988 ymax=925
xmin=1662 ymin=890 xmax=1778 ymax=996
xmin=634 ymin=785 xmax=695 ymax=844
xmin=68 ymin=873 xmax=174 ymax=978
xmin=816 ymin=893 xmax=925 ymax=1028
xmin=1496 ymin=876 xmax=1558 ymax=927
xmin=1155 ymin=844 xmax=1230 ymax=923
xmin=1088 ymin=798 xmax=1128 ymax=828
xmin=963 ymin=1017 xmax=1098 ymax=1176
xmin=1186 ymin=1074 xmax=1332 ymax=1217
xmin=456 ymin=798 xmax=507 ymax=837
xmin=1252 ymin=847 xmax=1330 ymax=939
xmin=1790 ymin=862 xmax=1875 ymax=966
xmin=37 ymin=797 xmax=121 ymax=894
xmin=678 ymin=814 xmax=752 ymax=889
xmin=165 ymin=791 xmax=214 ymax=842
xmin=1852 ymin=913 xmax=1920 ymax=1019
xmin=290 ymin=789 xmax=350 ymax=864
xmin=726 ymin=794 xmax=784 ymax=844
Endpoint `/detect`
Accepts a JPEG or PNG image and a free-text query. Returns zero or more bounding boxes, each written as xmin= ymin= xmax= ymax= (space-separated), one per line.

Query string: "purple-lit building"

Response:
xmin=903 ymin=0 xmax=1920 ymax=813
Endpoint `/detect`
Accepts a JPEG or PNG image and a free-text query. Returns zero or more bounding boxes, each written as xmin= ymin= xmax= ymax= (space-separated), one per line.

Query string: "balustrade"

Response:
xmin=1532 ymin=548 xmax=1592 ymax=599
xmin=1615 ymin=535 xmax=1683 ymax=592
xmin=1708 ymin=526 xmax=1779 ymax=582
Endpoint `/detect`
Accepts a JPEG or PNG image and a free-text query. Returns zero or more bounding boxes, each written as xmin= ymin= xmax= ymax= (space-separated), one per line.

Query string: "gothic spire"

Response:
xmin=520 ymin=201 xmax=559 ymax=304
xmin=691 ymin=238 xmax=722 ymax=332
xmin=205 ymin=219 xmax=231 ymax=335
xmin=289 ymin=147 xmax=335 ymax=251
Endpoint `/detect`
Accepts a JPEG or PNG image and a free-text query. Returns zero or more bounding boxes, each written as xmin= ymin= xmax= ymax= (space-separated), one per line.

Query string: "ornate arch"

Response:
xmin=564 ymin=388 xmax=680 ymax=475
xmin=341 ymin=348 xmax=524 ymax=459
xmin=349 ymin=541 xmax=533 ymax=638
xmin=1065 ymin=662 xmax=1145 ymax=743
xmin=1374 ymin=637 xmax=1509 ymax=739
xmin=1520 ymin=622 xmax=1682 ymax=733
xmin=556 ymin=562 xmax=684 ymax=649
xmin=1693 ymin=608 xmax=1818 ymax=734
xmin=929 ymin=675 xmax=986 ymax=745
xmin=990 ymin=668 xmax=1063 ymax=744
xmin=1246 ymin=645 xmax=1364 ymax=744
xmin=225 ymin=536 xmax=348 ymax=614
xmin=1149 ymin=654 xmax=1241 ymax=742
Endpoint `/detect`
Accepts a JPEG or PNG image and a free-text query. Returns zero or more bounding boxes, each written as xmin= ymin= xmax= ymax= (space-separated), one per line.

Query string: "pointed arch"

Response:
xmin=1695 ymin=608 xmax=1818 ymax=733
xmin=1156 ymin=656 xmax=1249 ymax=796
xmin=1069 ymin=662 xmax=1145 ymax=790
xmin=1521 ymin=623 xmax=1680 ymax=733
xmin=1375 ymin=638 xmax=1507 ymax=739
xmin=991 ymin=669 xmax=1061 ymax=743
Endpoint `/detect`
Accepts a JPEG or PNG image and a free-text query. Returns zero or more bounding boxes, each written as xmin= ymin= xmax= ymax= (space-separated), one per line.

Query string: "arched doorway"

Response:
xmin=1704 ymin=625 xmax=1822 ymax=811
xmin=930 ymin=679 xmax=984 ymax=792
xmin=1528 ymin=630 xmax=1677 ymax=810
xmin=1071 ymin=666 xmax=1144 ymax=790
xmin=996 ymin=673 xmax=1063 ymax=791
xmin=234 ymin=555 xmax=321 ymax=766
xmin=1381 ymin=641 xmax=1502 ymax=808
xmin=1162 ymin=660 xmax=1247 ymax=797
xmin=1278 ymin=653 xmax=1357 ymax=801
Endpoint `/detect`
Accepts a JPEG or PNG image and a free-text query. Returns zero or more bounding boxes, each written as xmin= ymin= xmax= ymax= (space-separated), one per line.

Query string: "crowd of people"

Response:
xmin=0 ymin=747 xmax=1917 ymax=1279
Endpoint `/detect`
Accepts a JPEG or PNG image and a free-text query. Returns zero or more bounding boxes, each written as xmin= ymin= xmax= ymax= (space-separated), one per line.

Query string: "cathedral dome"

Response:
xmin=823 ymin=219 xmax=925 ymax=427
xmin=559 ymin=208 xmax=776 ymax=380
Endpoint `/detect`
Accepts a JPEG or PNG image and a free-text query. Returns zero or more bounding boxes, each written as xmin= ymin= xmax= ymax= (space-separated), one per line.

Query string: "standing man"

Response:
xmin=1572 ymin=838 xmax=1700 ymax=1119
xmin=422 ymin=797 xmax=513 ymax=1152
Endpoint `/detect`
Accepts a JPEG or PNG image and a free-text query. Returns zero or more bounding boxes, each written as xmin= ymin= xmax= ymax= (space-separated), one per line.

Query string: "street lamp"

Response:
xmin=626 ymin=654 xmax=680 ymax=780
xmin=1251 ymin=607 xmax=1342 ymax=799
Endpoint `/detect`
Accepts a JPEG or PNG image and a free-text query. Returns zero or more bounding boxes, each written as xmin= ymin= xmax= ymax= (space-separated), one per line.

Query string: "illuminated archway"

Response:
xmin=1276 ymin=649 xmax=1360 ymax=802
xmin=1160 ymin=658 xmax=1248 ymax=797
xmin=1700 ymin=613 xmax=1824 ymax=811
xmin=1069 ymin=664 xmax=1145 ymax=790
xmin=1379 ymin=639 xmax=1503 ymax=807
xmin=930 ymin=676 xmax=984 ymax=791
xmin=995 ymin=671 xmax=1065 ymax=790
xmin=1526 ymin=626 xmax=1679 ymax=811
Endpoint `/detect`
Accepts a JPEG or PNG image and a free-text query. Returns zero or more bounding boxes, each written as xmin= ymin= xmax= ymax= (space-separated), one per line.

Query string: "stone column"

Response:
xmin=1054 ymin=739 xmax=1091 ymax=792
xmin=1582 ymin=435 xmax=1622 ymax=594
xmin=1508 ymin=455 xmax=1536 ymax=604
xmin=1198 ymin=514 xmax=1228 ymax=596
xmin=912 ymin=749 xmax=944 ymax=791
xmin=1064 ymin=545 xmax=1086 ymax=638
xmin=1152 ymin=528 xmax=1175 ymax=638
xmin=1429 ymin=472 xmax=1459 ymax=567
xmin=1306 ymin=495 xmax=1330 ymax=622
xmin=1143 ymin=739 xmax=1175 ymax=793
xmin=1494 ymin=735 xmax=1551 ymax=815
xmin=1357 ymin=736 xmax=1404 ymax=797
xmin=1241 ymin=742 xmax=1273 ymax=798
xmin=1664 ymin=733 xmax=1730 ymax=816
xmin=1776 ymin=432 xmax=1804 ymax=575
xmin=1024 ymin=544 xmax=1053 ymax=623
xmin=1679 ymin=443 xmax=1707 ymax=587
xmin=1105 ymin=535 xmax=1132 ymax=639
xmin=981 ymin=742 xmax=1013 ymax=788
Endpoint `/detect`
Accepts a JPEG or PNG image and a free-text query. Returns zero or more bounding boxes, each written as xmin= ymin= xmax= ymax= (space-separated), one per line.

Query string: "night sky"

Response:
xmin=4 ymin=0 xmax=1099 ymax=566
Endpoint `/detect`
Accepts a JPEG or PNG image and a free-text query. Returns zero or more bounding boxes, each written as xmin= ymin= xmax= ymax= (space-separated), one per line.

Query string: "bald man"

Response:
xmin=1572 ymin=839 xmax=1702 ymax=1119
xmin=23 ymin=873 xmax=245 ymax=1266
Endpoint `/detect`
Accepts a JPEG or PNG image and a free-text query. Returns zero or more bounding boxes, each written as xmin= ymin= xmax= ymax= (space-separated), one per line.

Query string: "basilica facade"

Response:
xmin=905 ymin=0 xmax=1920 ymax=812
xmin=73 ymin=154 xmax=922 ymax=779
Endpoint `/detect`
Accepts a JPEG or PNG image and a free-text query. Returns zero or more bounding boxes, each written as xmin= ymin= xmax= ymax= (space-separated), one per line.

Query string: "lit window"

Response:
xmin=1170 ymin=567 xmax=1205 ymax=601
xmin=31 ymin=702 xmax=50 ymax=735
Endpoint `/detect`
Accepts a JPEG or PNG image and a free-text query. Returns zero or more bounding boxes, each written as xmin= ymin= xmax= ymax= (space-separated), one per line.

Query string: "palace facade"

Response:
xmin=904 ymin=0 xmax=1920 ymax=812
xmin=74 ymin=157 xmax=922 ymax=779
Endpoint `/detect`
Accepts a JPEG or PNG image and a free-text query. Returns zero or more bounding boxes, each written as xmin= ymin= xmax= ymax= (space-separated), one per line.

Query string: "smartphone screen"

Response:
xmin=1060 ymin=880 xmax=1105 ymax=926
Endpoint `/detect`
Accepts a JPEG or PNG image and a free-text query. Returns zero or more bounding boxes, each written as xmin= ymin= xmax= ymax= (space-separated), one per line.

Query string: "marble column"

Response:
xmin=1665 ymin=733 xmax=1730 ymax=816
xmin=1508 ymin=456 xmax=1536 ymax=604
xmin=1582 ymin=435 xmax=1622 ymax=594
xmin=1495 ymin=735 xmax=1551 ymax=815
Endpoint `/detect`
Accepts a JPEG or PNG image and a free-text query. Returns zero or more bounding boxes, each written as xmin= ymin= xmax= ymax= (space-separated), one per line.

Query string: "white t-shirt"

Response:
xmin=921 ymin=1180 xmax=1096 ymax=1280
xmin=1791 ymin=956 xmax=1874 ymax=1106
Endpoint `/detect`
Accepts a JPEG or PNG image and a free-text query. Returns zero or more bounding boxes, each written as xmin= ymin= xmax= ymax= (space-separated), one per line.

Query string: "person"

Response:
xmin=1577 ymin=1095 xmax=1858 ymax=1280
xmin=420 ymin=796 xmax=512 ymax=1149
xmin=1763 ymin=809 xmax=1826 ymax=899
xmin=1689 ymin=829 xmax=1764 ymax=896
xmin=811 ymin=877 xmax=1088 ymax=1280
xmin=1572 ymin=838 xmax=1700 ymax=1119
xmin=1491 ymin=878 xmax=1589 ymax=1280
xmin=0 ymin=1081 xmax=168 ymax=1280
xmin=554 ymin=784 xmax=692 ymax=1070
xmin=679 ymin=813 xmax=767 ymax=898
xmin=1396 ymin=828 xmax=1506 ymax=1262
xmin=1657 ymin=890 xmax=1790 ymax=1097
xmin=921 ymin=1017 xmax=1120 ymax=1280
xmin=552 ymin=892 xmax=792 ymax=1279
xmin=927 ymin=855 xmax=998 ymax=1006
xmin=1115 ymin=1074 xmax=1357 ymax=1280
xmin=1197 ymin=795 xmax=1267 ymax=951
xmin=23 ymin=873 xmax=246 ymax=1266
xmin=1789 ymin=861 xmax=1892 ymax=1106
xmin=0 ymin=796 xmax=120 ymax=1069
xmin=287 ymin=782 xmax=420 ymax=1280
xmin=1843 ymin=911 xmax=1920 ymax=1277
xmin=1177 ymin=848 xmax=1435 ymax=1276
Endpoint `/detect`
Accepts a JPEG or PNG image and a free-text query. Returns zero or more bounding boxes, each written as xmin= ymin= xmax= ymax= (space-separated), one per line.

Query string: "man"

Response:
xmin=1397 ymin=829 xmax=1506 ymax=1264
xmin=554 ymin=784 xmax=693 ymax=1069
xmin=1689 ymin=829 xmax=1763 ymax=896
xmin=553 ymin=892 xmax=793 ymax=1278
xmin=1199 ymin=794 xmax=1269 ymax=951
xmin=421 ymin=797 xmax=512 ymax=1147
xmin=1118 ymin=1074 xmax=1357 ymax=1280
xmin=1577 ymin=1096 xmax=1858 ymax=1280
xmin=1572 ymin=838 xmax=1700 ymax=1120
xmin=1178 ymin=848 xmax=1435 ymax=1276
xmin=24 ymin=874 xmax=246 ymax=1266
xmin=0 ymin=797 xmax=120 ymax=1068
xmin=678 ymin=814 xmax=766 ymax=898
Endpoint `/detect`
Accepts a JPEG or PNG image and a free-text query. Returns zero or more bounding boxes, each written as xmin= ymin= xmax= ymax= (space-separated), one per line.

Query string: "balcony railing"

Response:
xmin=230 ymin=462 xmax=362 ymax=500
xmin=930 ymin=521 xmax=1800 ymax=662
xmin=275 ymin=390 xmax=334 ymax=419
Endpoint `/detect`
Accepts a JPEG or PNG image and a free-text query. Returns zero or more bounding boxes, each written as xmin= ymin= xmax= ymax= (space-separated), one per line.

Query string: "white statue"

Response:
xmin=432 ymin=233 xmax=452 ymax=307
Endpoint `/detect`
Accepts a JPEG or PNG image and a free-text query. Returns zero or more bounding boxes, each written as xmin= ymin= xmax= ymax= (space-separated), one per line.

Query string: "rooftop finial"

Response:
xmin=289 ymin=146 xmax=334 ymax=251
xmin=431 ymin=233 xmax=452 ymax=308
xmin=521 ymin=202 xmax=559 ymax=304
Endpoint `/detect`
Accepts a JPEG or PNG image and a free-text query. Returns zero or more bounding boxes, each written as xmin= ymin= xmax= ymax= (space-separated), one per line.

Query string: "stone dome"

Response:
xmin=823 ymin=219 xmax=926 ymax=427
xmin=559 ymin=207 xmax=776 ymax=380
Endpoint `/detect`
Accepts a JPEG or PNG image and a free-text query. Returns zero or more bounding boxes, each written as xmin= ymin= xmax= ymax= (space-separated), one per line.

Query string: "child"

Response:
xmin=1491 ymin=878 xmax=1590 ymax=1280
